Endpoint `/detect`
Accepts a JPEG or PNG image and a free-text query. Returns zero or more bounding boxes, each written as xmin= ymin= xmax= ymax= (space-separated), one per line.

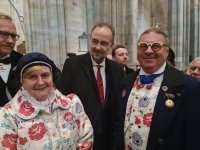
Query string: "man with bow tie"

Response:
xmin=117 ymin=28 xmax=200 ymax=150
xmin=0 ymin=12 xmax=22 ymax=106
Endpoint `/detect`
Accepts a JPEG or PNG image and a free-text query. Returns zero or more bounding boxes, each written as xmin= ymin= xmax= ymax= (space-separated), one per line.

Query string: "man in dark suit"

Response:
xmin=119 ymin=28 xmax=200 ymax=150
xmin=0 ymin=12 xmax=23 ymax=106
xmin=112 ymin=44 xmax=134 ymax=77
xmin=57 ymin=22 xmax=123 ymax=150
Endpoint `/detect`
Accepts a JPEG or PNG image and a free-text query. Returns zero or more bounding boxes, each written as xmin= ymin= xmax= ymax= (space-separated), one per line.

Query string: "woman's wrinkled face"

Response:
xmin=189 ymin=59 xmax=200 ymax=80
xmin=22 ymin=66 xmax=53 ymax=101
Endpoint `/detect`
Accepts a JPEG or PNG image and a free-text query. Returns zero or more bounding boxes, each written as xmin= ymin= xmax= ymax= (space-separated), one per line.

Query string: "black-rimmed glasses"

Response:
xmin=0 ymin=31 xmax=20 ymax=41
xmin=137 ymin=42 xmax=168 ymax=52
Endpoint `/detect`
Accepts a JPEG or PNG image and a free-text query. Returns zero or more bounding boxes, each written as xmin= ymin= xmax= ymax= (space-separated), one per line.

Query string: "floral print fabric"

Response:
xmin=0 ymin=88 xmax=93 ymax=150
xmin=124 ymin=75 xmax=163 ymax=150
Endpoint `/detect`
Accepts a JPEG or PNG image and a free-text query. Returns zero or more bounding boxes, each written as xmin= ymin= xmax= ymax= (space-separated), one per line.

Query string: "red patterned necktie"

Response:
xmin=96 ymin=65 xmax=104 ymax=106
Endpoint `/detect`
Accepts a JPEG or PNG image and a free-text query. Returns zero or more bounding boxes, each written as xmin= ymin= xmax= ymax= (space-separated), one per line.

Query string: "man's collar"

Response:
xmin=0 ymin=54 xmax=10 ymax=59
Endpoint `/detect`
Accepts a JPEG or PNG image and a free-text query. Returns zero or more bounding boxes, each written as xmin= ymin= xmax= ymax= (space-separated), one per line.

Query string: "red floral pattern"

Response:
xmin=60 ymin=98 xmax=68 ymax=107
xmin=66 ymin=93 xmax=75 ymax=100
xmin=4 ymin=103 xmax=11 ymax=109
xmin=28 ymin=123 xmax=47 ymax=141
xmin=17 ymin=96 xmax=22 ymax=103
xmin=19 ymin=137 xmax=27 ymax=145
xmin=124 ymin=75 xmax=163 ymax=149
xmin=63 ymin=112 xmax=74 ymax=122
xmin=146 ymin=84 xmax=153 ymax=90
xmin=135 ymin=116 xmax=141 ymax=124
xmin=18 ymin=101 xmax=35 ymax=116
xmin=143 ymin=113 xmax=153 ymax=127
xmin=76 ymin=119 xmax=81 ymax=128
xmin=80 ymin=140 xmax=93 ymax=150
xmin=1 ymin=133 xmax=18 ymax=150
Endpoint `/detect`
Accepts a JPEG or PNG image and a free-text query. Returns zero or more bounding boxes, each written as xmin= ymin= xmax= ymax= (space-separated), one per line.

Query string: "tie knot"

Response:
xmin=97 ymin=64 xmax=102 ymax=70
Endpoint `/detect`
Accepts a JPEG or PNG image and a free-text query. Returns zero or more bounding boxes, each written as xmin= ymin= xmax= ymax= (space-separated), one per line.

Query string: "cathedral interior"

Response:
xmin=0 ymin=0 xmax=200 ymax=70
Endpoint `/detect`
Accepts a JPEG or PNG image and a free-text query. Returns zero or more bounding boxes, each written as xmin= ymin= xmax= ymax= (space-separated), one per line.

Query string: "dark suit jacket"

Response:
xmin=57 ymin=52 xmax=124 ymax=150
xmin=118 ymin=64 xmax=200 ymax=150
xmin=0 ymin=50 xmax=22 ymax=106
xmin=123 ymin=65 xmax=134 ymax=77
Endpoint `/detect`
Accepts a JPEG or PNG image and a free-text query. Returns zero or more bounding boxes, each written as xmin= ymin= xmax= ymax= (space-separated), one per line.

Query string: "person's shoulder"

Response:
xmin=166 ymin=66 xmax=200 ymax=87
xmin=126 ymin=66 xmax=135 ymax=73
xmin=66 ymin=93 xmax=81 ymax=103
xmin=184 ymin=73 xmax=200 ymax=85
xmin=59 ymin=92 xmax=85 ymax=111
xmin=64 ymin=52 xmax=89 ymax=64
xmin=9 ymin=51 xmax=23 ymax=67
xmin=10 ymin=50 xmax=23 ymax=58
xmin=106 ymin=58 xmax=123 ymax=68
xmin=0 ymin=103 xmax=14 ymax=117
xmin=122 ymin=71 xmax=138 ymax=84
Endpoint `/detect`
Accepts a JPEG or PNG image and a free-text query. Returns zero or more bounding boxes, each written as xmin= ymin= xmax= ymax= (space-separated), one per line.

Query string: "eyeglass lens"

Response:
xmin=138 ymin=43 xmax=163 ymax=52
xmin=0 ymin=31 xmax=20 ymax=40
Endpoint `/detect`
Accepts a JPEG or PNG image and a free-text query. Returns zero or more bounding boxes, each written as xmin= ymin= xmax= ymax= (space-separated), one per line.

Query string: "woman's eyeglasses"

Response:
xmin=0 ymin=31 xmax=20 ymax=41
xmin=137 ymin=42 xmax=168 ymax=52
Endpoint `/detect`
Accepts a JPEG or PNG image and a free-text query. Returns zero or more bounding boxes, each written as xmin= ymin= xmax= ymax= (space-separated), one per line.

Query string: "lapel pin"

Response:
xmin=162 ymin=86 xmax=168 ymax=91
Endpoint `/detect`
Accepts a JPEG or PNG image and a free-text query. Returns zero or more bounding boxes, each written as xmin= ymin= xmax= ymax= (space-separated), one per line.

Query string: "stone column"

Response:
xmin=168 ymin=0 xmax=191 ymax=69
xmin=23 ymin=0 xmax=88 ymax=69
xmin=191 ymin=0 xmax=200 ymax=58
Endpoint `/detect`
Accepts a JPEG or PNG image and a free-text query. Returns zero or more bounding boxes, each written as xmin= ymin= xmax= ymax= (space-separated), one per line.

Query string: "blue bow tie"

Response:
xmin=139 ymin=73 xmax=163 ymax=84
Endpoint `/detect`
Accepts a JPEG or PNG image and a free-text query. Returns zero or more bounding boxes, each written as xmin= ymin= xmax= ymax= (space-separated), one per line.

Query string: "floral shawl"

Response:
xmin=0 ymin=87 xmax=93 ymax=150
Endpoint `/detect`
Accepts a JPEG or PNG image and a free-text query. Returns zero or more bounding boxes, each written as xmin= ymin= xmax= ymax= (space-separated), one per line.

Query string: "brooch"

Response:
xmin=165 ymin=93 xmax=175 ymax=108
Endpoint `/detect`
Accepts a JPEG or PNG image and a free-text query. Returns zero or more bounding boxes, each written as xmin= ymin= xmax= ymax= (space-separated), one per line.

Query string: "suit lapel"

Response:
xmin=147 ymin=65 xmax=185 ymax=150
xmin=81 ymin=52 xmax=99 ymax=93
xmin=104 ymin=60 xmax=112 ymax=102
xmin=121 ymin=70 xmax=139 ymax=95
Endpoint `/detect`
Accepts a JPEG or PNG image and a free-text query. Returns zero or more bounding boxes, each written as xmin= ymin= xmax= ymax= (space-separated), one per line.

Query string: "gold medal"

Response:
xmin=165 ymin=99 xmax=174 ymax=108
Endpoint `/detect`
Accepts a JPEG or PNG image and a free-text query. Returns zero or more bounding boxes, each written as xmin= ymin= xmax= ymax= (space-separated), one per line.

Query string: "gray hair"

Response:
xmin=187 ymin=57 xmax=200 ymax=74
xmin=138 ymin=28 xmax=170 ymax=48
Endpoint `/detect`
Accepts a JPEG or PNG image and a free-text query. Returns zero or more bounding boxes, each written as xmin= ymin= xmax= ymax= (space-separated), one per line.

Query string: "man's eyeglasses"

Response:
xmin=0 ymin=31 xmax=20 ymax=41
xmin=137 ymin=42 xmax=168 ymax=52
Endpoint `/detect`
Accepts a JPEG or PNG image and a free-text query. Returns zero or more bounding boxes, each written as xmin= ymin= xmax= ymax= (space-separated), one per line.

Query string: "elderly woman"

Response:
xmin=187 ymin=57 xmax=200 ymax=80
xmin=0 ymin=52 xmax=93 ymax=150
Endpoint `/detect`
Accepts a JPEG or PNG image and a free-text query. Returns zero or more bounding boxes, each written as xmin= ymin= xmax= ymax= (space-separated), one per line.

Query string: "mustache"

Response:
xmin=93 ymin=49 xmax=103 ymax=53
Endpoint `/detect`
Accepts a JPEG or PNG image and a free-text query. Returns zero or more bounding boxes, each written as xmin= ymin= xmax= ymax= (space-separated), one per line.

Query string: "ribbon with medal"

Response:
xmin=165 ymin=93 xmax=175 ymax=108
